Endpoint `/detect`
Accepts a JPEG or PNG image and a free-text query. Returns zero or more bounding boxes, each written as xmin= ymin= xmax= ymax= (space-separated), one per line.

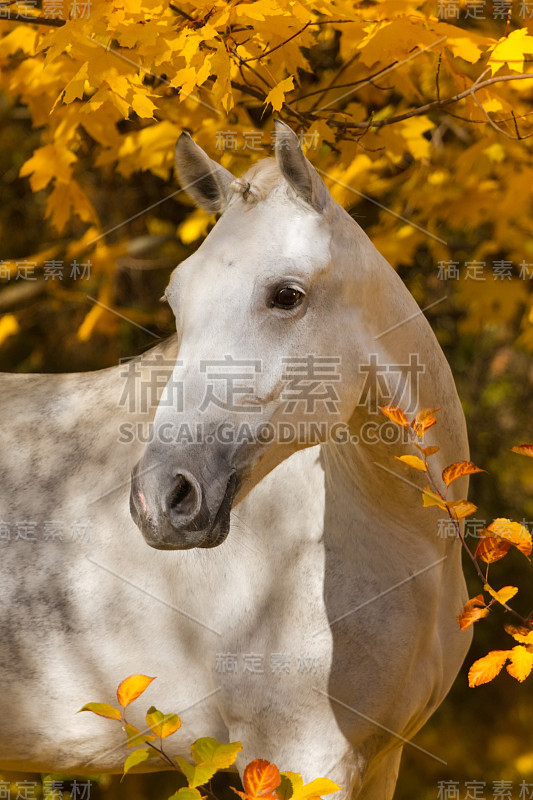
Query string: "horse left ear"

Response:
xmin=175 ymin=132 xmax=235 ymax=214
xmin=273 ymin=120 xmax=330 ymax=214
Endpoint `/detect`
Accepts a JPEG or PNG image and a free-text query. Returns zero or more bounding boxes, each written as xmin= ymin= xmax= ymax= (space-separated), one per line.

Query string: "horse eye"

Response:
xmin=271 ymin=286 xmax=304 ymax=309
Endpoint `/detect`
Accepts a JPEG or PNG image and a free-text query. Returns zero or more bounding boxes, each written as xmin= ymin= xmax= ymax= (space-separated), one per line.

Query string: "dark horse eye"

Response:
xmin=271 ymin=286 xmax=304 ymax=309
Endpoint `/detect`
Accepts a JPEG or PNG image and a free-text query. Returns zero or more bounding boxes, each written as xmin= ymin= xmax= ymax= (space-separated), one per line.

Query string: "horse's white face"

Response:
xmin=130 ymin=123 xmax=366 ymax=549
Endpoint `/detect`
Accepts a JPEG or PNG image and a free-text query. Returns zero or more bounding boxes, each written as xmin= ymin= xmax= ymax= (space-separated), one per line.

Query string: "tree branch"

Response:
xmin=297 ymin=72 xmax=533 ymax=137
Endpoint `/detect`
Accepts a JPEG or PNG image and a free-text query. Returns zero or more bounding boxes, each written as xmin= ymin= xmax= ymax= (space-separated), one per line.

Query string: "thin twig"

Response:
xmin=238 ymin=21 xmax=310 ymax=64
xmin=308 ymin=51 xmax=360 ymax=111
xmin=436 ymin=53 xmax=442 ymax=104
xmin=471 ymin=91 xmax=516 ymax=139
xmin=168 ymin=3 xmax=194 ymax=21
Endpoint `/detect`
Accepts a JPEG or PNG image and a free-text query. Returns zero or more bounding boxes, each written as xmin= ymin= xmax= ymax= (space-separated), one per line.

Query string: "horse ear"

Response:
xmin=273 ymin=120 xmax=330 ymax=214
xmin=175 ymin=132 xmax=235 ymax=214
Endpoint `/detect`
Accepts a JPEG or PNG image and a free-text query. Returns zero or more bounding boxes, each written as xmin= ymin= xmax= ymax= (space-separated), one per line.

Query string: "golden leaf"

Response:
xmin=448 ymin=499 xmax=478 ymax=519
xmin=264 ymin=76 xmax=295 ymax=113
xmin=506 ymin=646 xmax=533 ymax=682
xmin=489 ymin=28 xmax=533 ymax=75
xmin=283 ymin=773 xmax=341 ymax=800
xmin=421 ymin=486 xmax=447 ymax=510
xmin=131 ymin=93 xmax=157 ymax=119
xmin=484 ymin=584 xmax=519 ymax=605
xmin=145 ymin=706 xmax=181 ymax=738
xmin=468 ymin=650 xmax=510 ymax=687
xmin=486 ymin=518 xmax=532 ymax=557
xmin=505 ymin=624 xmax=533 ymax=645
xmin=395 ymin=455 xmax=427 ymax=471
xmin=20 ymin=144 xmax=77 ymax=192
xmin=78 ymin=702 xmax=122 ymax=720
xmin=116 ymin=674 xmax=155 ymax=708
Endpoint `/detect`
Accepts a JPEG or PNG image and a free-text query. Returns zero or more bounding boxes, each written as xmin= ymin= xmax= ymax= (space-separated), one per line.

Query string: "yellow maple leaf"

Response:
xmin=131 ymin=93 xmax=156 ymax=119
xmin=20 ymin=145 xmax=77 ymax=192
xmin=63 ymin=62 xmax=89 ymax=105
xmin=264 ymin=76 xmax=294 ymax=113
xmin=489 ymin=28 xmax=533 ymax=75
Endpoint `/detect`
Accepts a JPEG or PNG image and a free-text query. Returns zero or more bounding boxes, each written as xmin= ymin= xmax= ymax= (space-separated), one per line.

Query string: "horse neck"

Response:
xmin=321 ymin=237 xmax=469 ymax=543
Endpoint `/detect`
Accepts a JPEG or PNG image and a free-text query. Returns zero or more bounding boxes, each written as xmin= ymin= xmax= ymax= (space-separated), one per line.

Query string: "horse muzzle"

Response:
xmin=130 ymin=457 xmax=238 ymax=549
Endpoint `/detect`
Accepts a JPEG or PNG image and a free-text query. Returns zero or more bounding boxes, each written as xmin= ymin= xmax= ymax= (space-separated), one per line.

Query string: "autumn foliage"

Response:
xmin=0 ymin=0 xmax=532 ymax=351
xmin=81 ymin=675 xmax=341 ymax=800
xmin=380 ymin=405 xmax=533 ymax=687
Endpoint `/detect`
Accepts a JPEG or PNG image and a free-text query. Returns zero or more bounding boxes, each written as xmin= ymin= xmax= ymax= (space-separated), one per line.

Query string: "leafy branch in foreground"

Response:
xmin=380 ymin=405 xmax=533 ymax=687
xmin=79 ymin=674 xmax=341 ymax=800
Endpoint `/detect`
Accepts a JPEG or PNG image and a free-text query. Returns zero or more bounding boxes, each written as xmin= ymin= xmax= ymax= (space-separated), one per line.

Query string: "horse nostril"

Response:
xmin=169 ymin=475 xmax=192 ymax=510
xmin=166 ymin=471 xmax=202 ymax=524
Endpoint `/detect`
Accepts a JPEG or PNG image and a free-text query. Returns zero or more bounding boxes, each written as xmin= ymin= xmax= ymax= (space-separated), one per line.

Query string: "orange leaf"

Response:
xmin=442 ymin=461 xmax=485 ymax=487
xmin=505 ymin=624 xmax=533 ymax=645
xmin=468 ymin=650 xmax=510 ymax=687
xmin=475 ymin=536 xmax=511 ymax=563
xmin=421 ymin=445 xmax=440 ymax=457
xmin=457 ymin=595 xmax=489 ymax=630
xmin=414 ymin=407 xmax=440 ymax=422
xmin=395 ymin=454 xmax=427 ymax=471
xmin=448 ymin=499 xmax=478 ymax=519
xmin=379 ymin=405 xmax=409 ymax=428
xmin=486 ymin=518 xmax=532 ymax=557
xmin=510 ymin=444 xmax=533 ymax=458
xmin=506 ymin=645 xmax=533 ymax=682
xmin=234 ymin=760 xmax=281 ymax=800
xmin=411 ymin=408 xmax=439 ymax=438
xmin=116 ymin=675 xmax=155 ymax=708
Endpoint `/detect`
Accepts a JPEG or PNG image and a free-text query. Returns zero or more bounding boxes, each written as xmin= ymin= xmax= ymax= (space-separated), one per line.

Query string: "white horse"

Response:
xmin=0 ymin=122 xmax=472 ymax=799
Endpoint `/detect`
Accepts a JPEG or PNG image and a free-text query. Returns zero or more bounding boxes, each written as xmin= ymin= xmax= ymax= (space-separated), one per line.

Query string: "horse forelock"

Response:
xmin=229 ymin=158 xmax=283 ymax=204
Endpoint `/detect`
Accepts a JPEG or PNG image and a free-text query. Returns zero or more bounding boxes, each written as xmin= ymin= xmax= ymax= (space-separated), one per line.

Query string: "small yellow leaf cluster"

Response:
xmin=79 ymin=674 xmax=342 ymax=797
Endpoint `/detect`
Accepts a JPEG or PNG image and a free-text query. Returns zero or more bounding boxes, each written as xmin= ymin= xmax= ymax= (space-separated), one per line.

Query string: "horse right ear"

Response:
xmin=273 ymin=120 xmax=330 ymax=214
xmin=175 ymin=133 xmax=235 ymax=214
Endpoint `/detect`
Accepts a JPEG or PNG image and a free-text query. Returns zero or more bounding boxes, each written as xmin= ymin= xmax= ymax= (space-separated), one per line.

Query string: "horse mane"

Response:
xmin=229 ymin=158 xmax=282 ymax=204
